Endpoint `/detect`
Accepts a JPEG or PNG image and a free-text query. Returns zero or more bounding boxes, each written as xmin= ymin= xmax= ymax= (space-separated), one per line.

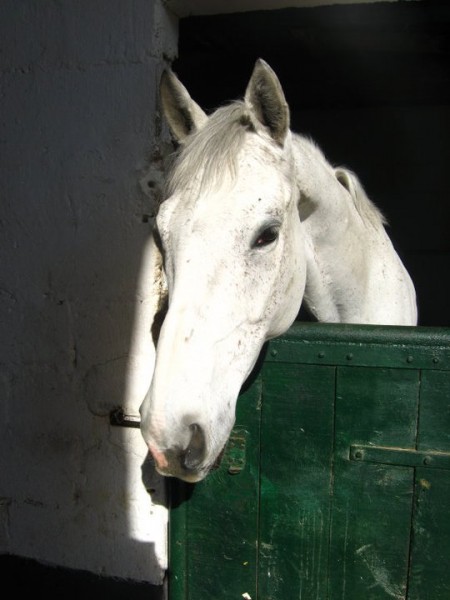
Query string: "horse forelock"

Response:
xmin=164 ymin=101 xmax=290 ymax=199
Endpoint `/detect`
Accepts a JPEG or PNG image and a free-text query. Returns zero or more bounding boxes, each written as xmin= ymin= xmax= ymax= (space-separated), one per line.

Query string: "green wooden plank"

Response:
xmin=418 ymin=370 xmax=450 ymax=452
xmin=267 ymin=323 xmax=450 ymax=371
xmin=330 ymin=366 xmax=420 ymax=600
xmin=330 ymin=463 xmax=414 ymax=600
xmin=168 ymin=378 xmax=262 ymax=600
xmin=273 ymin=322 xmax=450 ymax=349
xmin=406 ymin=370 xmax=450 ymax=599
xmin=258 ymin=363 xmax=336 ymax=599
xmin=408 ymin=469 xmax=450 ymax=600
xmin=335 ymin=367 xmax=420 ymax=454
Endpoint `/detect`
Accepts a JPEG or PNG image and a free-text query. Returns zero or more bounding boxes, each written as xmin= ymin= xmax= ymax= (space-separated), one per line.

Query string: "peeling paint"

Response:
xmin=356 ymin=544 xmax=405 ymax=599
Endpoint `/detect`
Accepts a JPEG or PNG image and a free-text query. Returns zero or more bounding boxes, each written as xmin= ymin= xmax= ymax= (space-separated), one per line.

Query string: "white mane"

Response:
xmin=290 ymin=131 xmax=387 ymax=230
xmin=165 ymin=100 xmax=295 ymax=199
xmin=165 ymin=101 xmax=252 ymax=196
xmin=335 ymin=166 xmax=388 ymax=228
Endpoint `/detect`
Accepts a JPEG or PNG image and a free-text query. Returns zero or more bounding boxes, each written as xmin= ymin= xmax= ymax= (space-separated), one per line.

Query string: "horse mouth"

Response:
xmin=147 ymin=430 xmax=229 ymax=482
xmin=153 ymin=447 xmax=226 ymax=483
xmin=149 ymin=449 xmax=218 ymax=483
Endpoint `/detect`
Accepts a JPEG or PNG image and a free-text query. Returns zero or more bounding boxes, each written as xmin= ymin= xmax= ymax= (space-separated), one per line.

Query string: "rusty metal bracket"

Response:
xmin=110 ymin=408 xmax=141 ymax=428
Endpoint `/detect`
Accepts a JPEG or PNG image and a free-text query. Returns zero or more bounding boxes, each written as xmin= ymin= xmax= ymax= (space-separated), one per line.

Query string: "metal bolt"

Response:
xmin=406 ymin=355 xmax=414 ymax=364
xmin=318 ymin=351 xmax=325 ymax=359
xmin=110 ymin=408 xmax=141 ymax=428
xmin=228 ymin=466 xmax=242 ymax=475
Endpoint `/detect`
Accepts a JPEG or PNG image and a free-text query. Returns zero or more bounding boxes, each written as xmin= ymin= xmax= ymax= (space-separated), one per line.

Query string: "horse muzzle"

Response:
xmin=148 ymin=422 xmax=213 ymax=482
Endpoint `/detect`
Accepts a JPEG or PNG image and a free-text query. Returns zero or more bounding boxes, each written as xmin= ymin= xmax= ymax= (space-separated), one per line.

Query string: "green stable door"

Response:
xmin=169 ymin=323 xmax=450 ymax=599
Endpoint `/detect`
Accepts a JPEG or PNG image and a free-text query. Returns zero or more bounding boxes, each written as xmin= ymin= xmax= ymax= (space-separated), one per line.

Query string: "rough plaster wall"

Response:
xmin=0 ymin=0 xmax=177 ymax=584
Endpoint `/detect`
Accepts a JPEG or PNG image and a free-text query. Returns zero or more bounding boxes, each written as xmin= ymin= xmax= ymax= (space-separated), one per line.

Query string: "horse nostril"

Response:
xmin=182 ymin=423 xmax=206 ymax=470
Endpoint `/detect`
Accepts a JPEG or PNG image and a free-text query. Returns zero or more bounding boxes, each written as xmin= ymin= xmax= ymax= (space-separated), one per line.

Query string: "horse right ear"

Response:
xmin=160 ymin=69 xmax=208 ymax=142
xmin=244 ymin=58 xmax=290 ymax=146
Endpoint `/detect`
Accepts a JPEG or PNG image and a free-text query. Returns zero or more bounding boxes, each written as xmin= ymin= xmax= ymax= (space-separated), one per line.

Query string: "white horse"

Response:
xmin=139 ymin=59 xmax=417 ymax=482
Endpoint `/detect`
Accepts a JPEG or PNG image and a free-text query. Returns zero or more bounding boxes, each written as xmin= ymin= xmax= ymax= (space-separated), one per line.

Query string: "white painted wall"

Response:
xmin=0 ymin=0 xmax=177 ymax=584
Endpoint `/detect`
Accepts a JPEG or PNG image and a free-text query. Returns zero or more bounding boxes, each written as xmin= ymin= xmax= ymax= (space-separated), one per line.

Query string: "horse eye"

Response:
xmin=253 ymin=225 xmax=279 ymax=248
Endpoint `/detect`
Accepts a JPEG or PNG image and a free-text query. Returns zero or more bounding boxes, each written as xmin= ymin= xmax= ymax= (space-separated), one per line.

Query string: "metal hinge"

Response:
xmin=350 ymin=444 xmax=450 ymax=470
xmin=223 ymin=428 xmax=248 ymax=475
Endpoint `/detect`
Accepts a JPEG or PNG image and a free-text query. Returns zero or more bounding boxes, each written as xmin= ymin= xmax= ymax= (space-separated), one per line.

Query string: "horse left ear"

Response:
xmin=244 ymin=58 xmax=290 ymax=146
xmin=160 ymin=69 xmax=208 ymax=142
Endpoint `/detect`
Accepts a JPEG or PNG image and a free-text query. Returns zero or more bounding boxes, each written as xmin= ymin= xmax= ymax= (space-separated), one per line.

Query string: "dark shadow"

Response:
xmin=0 ymin=555 xmax=165 ymax=600
xmin=168 ymin=479 xmax=197 ymax=511
xmin=141 ymin=453 xmax=170 ymax=509
xmin=240 ymin=339 xmax=270 ymax=395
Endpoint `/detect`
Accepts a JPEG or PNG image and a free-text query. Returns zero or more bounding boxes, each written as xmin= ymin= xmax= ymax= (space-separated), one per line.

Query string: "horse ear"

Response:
xmin=244 ymin=58 xmax=290 ymax=146
xmin=160 ymin=69 xmax=208 ymax=141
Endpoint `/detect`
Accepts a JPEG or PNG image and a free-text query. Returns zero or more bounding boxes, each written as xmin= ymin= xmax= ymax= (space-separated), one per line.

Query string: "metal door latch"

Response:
xmin=223 ymin=429 xmax=248 ymax=475
xmin=350 ymin=444 xmax=450 ymax=470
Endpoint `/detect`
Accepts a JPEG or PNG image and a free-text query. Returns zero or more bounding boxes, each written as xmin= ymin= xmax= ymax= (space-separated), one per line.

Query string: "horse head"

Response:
xmin=139 ymin=60 xmax=307 ymax=481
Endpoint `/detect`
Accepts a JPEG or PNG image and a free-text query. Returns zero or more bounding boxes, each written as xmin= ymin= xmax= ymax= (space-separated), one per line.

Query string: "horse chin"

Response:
xmin=153 ymin=443 xmax=228 ymax=483
xmin=154 ymin=462 xmax=211 ymax=483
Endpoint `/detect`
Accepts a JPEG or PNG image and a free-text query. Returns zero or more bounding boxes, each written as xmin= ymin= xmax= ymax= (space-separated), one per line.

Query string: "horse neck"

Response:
xmin=291 ymin=134 xmax=368 ymax=241
xmin=290 ymin=134 xmax=401 ymax=324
